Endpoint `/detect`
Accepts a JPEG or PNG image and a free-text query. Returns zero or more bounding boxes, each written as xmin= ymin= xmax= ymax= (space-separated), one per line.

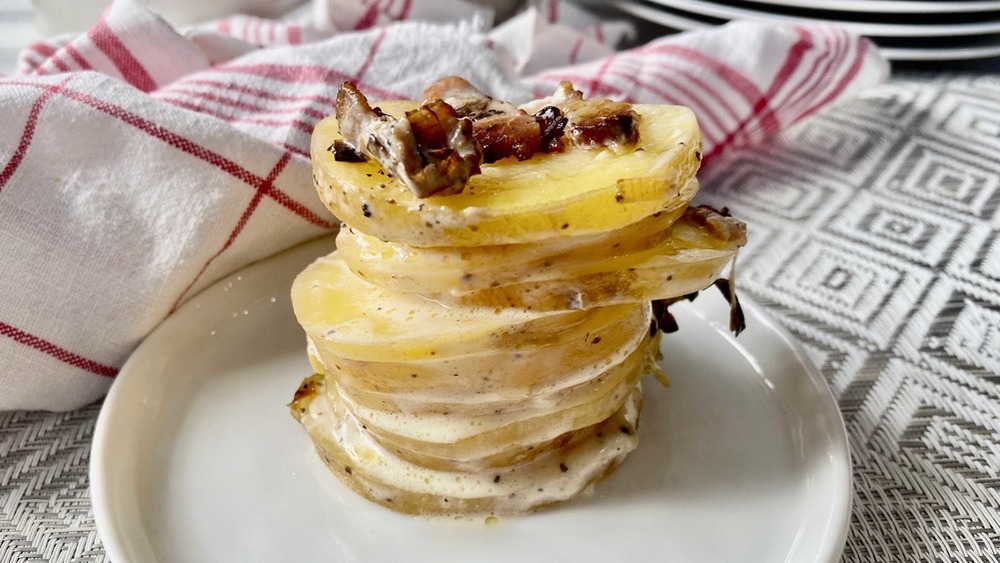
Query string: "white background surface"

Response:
xmin=0 ymin=0 xmax=39 ymax=74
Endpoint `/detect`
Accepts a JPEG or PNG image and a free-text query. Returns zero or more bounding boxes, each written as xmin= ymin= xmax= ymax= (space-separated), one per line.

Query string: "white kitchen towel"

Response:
xmin=0 ymin=0 xmax=888 ymax=410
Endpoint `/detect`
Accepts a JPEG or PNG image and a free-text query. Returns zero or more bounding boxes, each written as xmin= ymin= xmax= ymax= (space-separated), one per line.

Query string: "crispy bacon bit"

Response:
xmin=334 ymin=78 xmax=641 ymax=196
xmin=685 ymin=205 xmax=748 ymax=246
xmin=422 ymin=76 xmax=567 ymax=163
xmin=648 ymin=207 xmax=748 ymax=337
xmin=476 ymin=114 xmax=541 ymax=163
xmin=713 ymin=278 xmax=746 ymax=336
xmin=650 ymin=300 xmax=680 ymax=334
xmin=336 ymin=82 xmax=481 ymax=198
xmin=403 ymin=99 xmax=482 ymax=195
xmin=330 ymin=139 xmax=367 ymax=162
xmin=521 ymin=82 xmax=640 ymax=151
xmin=422 ymin=77 xmax=513 ymax=120
xmin=535 ymin=106 xmax=568 ymax=152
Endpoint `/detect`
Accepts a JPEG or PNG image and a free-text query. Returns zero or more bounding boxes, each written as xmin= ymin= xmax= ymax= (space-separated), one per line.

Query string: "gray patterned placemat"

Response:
xmin=0 ymin=404 xmax=105 ymax=562
xmin=698 ymin=73 xmax=1000 ymax=561
xmin=2 ymin=73 xmax=1000 ymax=562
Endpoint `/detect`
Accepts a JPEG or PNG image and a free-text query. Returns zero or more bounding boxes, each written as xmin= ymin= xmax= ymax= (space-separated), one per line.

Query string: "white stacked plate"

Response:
xmin=611 ymin=0 xmax=1000 ymax=60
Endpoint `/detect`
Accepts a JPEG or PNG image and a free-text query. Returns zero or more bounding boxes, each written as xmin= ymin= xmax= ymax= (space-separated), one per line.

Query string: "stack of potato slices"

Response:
xmin=290 ymin=95 xmax=746 ymax=516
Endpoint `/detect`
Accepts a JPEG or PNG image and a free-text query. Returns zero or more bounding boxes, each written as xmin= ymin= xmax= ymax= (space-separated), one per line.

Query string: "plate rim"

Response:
xmin=614 ymin=0 xmax=1000 ymax=60
xmin=721 ymin=0 xmax=1000 ymax=14
xmin=725 ymin=298 xmax=853 ymax=563
xmin=90 ymin=237 xmax=853 ymax=563
xmin=637 ymin=0 xmax=1000 ymax=36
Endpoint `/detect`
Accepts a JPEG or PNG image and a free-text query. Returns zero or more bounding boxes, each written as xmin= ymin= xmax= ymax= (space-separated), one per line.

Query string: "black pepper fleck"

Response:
xmin=361 ymin=203 xmax=371 ymax=218
xmin=344 ymin=466 xmax=352 ymax=474
xmin=591 ymin=336 xmax=602 ymax=344
xmin=620 ymin=425 xmax=631 ymax=435
xmin=494 ymin=475 xmax=501 ymax=483
xmin=559 ymin=463 xmax=568 ymax=472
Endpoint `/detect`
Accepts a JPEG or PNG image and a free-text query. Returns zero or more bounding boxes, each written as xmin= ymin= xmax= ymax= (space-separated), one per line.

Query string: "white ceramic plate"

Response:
xmin=615 ymin=0 xmax=1000 ymax=60
xmin=616 ymin=0 xmax=713 ymax=31
xmin=878 ymin=39 xmax=1000 ymax=61
xmin=642 ymin=0 xmax=1000 ymax=36
xmin=735 ymin=0 xmax=1000 ymax=14
xmin=91 ymin=236 xmax=852 ymax=563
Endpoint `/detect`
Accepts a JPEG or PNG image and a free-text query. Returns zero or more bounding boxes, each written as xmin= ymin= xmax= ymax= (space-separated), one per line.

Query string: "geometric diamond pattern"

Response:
xmin=701 ymin=74 xmax=1000 ymax=562
xmin=752 ymin=234 xmax=934 ymax=347
xmin=699 ymin=153 xmax=853 ymax=227
xmin=919 ymin=286 xmax=1000 ymax=379
xmin=950 ymin=225 xmax=1000 ymax=291
xmin=978 ymin=231 xmax=1000 ymax=281
xmin=875 ymin=139 xmax=1000 ymax=221
xmin=778 ymin=114 xmax=889 ymax=177
xmin=824 ymin=192 xmax=967 ymax=268
xmin=929 ymin=82 xmax=1000 ymax=158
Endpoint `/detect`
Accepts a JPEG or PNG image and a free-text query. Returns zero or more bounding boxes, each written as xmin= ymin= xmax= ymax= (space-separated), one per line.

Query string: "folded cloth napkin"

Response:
xmin=0 ymin=0 xmax=888 ymax=411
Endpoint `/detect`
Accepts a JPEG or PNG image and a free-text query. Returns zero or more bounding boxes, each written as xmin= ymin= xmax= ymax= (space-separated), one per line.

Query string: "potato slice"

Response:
xmin=334 ymin=187 xmax=686 ymax=291
xmin=337 ymin=338 xmax=648 ymax=471
xmin=338 ymin=205 xmax=746 ymax=310
xmin=292 ymin=251 xmax=642 ymax=362
xmin=311 ymin=101 xmax=702 ymax=246
xmin=292 ymin=374 xmax=641 ymax=516
xmin=306 ymin=302 xmax=650 ymax=402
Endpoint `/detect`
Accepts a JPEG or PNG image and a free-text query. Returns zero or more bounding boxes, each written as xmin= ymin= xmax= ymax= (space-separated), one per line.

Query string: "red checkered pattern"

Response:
xmin=0 ymin=0 xmax=887 ymax=410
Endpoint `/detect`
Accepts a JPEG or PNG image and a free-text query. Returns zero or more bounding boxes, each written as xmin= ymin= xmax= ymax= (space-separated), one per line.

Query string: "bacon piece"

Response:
xmin=404 ymin=100 xmax=482 ymax=196
xmin=534 ymin=105 xmax=568 ymax=153
xmin=422 ymin=76 xmax=567 ymax=163
xmin=521 ymin=82 xmax=640 ymax=151
xmin=475 ymin=114 xmax=541 ymax=163
xmin=685 ymin=205 xmax=747 ymax=246
xmin=335 ymin=82 xmax=481 ymax=198
xmin=422 ymin=77 xmax=516 ymax=121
